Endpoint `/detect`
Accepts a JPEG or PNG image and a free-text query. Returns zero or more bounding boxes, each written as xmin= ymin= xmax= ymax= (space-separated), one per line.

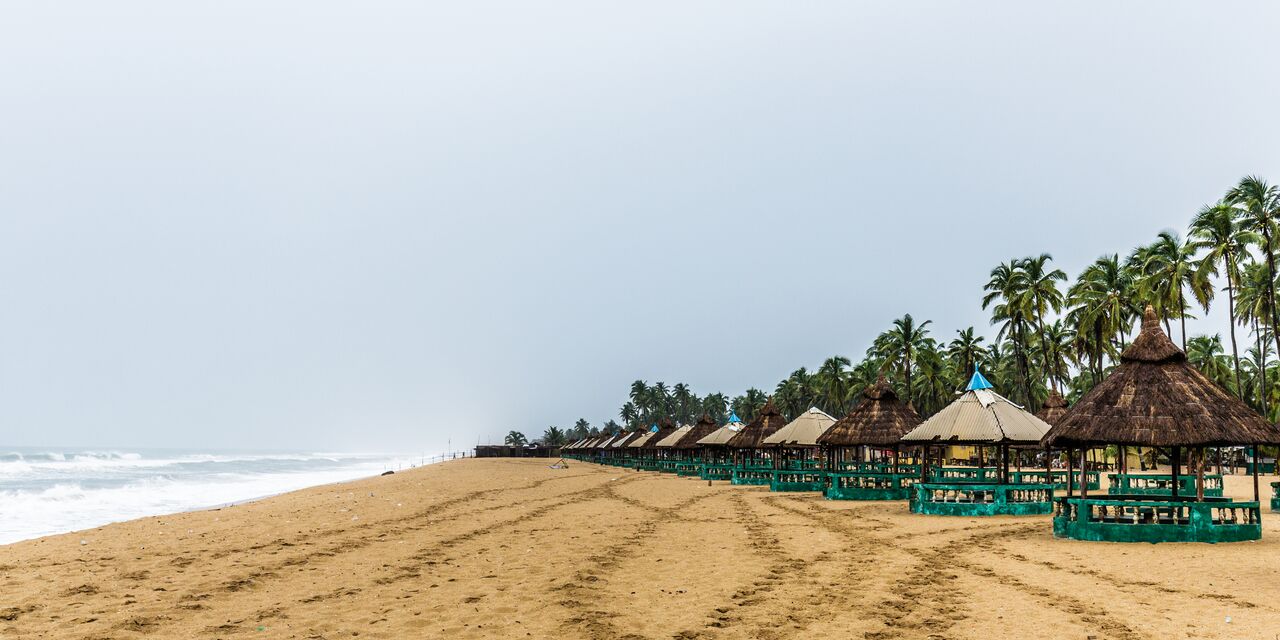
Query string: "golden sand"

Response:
xmin=2 ymin=459 xmax=1279 ymax=639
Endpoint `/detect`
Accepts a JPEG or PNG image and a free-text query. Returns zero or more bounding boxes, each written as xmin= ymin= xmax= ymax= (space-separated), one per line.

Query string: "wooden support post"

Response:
xmin=1252 ymin=444 xmax=1261 ymax=502
xmin=1066 ymin=448 xmax=1074 ymax=497
xmin=1195 ymin=447 xmax=1205 ymax=502
xmin=1171 ymin=446 xmax=1181 ymax=499
xmin=1079 ymin=448 xmax=1089 ymax=499
xmin=892 ymin=445 xmax=899 ymax=475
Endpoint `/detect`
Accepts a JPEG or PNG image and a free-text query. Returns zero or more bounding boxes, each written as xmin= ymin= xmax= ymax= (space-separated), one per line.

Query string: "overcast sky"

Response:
xmin=1 ymin=2 xmax=1278 ymax=452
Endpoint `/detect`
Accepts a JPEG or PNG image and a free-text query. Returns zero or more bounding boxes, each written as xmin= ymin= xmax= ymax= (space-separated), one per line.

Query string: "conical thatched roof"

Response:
xmin=697 ymin=413 xmax=746 ymax=446
xmin=1042 ymin=307 xmax=1280 ymax=448
xmin=642 ymin=418 xmax=678 ymax=449
xmin=763 ymin=407 xmax=837 ymax=446
xmin=902 ymin=371 xmax=1050 ymax=444
xmin=818 ymin=378 xmax=922 ymax=446
xmin=1036 ymin=391 xmax=1069 ymax=426
xmin=725 ymin=400 xmax=789 ymax=449
xmin=677 ymin=414 xmax=722 ymax=449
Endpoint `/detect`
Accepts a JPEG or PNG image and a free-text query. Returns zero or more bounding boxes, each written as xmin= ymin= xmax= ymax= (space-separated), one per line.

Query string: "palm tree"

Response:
xmin=570 ymin=418 xmax=591 ymax=440
xmin=1019 ymin=253 xmax=1067 ymax=383
xmin=541 ymin=426 xmax=567 ymax=447
xmin=1186 ymin=335 xmax=1235 ymax=392
xmin=1130 ymin=231 xmax=1208 ymax=352
xmin=701 ymin=393 xmax=729 ymax=423
xmin=946 ymin=327 xmax=986 ymax=381
xmin=814 ymin=356 xmax=852 ymax=415
xmin=619 ymin=402 xmax=639 ymax=428
xmin=1190 ymin=201 xmax=1258 ymax=397
xmin=983 ymin=260 xmax=1035 ymax=405
xmin=1229 ymin=176 xmax=1280 ymax=360
xmin=505 ymin=431 xmax=528 ymax=446
xmin=1037 ymin=319 xmax=1076 ymax=394
xmin=730 ymin=388 xmax=768 ymax=423
xmin=672 ymin=383 xmax=696 ymax=424
xmin=1237 ymin=260 xmax=1275 ymax=416
xmin=1067 ymin=254 xmax=1138 ymax=378
xmin=872 ymin=314 xmax=933 ymax=403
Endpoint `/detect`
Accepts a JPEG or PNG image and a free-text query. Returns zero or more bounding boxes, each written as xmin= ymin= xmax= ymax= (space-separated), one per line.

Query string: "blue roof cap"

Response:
xmin=650 ymin=423 xmax=659 ymax=432
xmin=727 ymin=411 xmax=742 ymax=424
xmin=966 ymin=368 xmax=994 ymax=391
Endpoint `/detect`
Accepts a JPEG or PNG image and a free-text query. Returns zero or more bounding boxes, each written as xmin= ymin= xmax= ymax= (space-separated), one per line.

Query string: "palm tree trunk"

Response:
xmin=1178 ymin=285 xmax=1188 ymax=353
xmin=1226 ymin=255 xmax=1243 ymax=398
xmin=1255 ymin=317 xmax=1269 ymax=419
xmin=1264 ymin=228 xmax=1280 ymax=362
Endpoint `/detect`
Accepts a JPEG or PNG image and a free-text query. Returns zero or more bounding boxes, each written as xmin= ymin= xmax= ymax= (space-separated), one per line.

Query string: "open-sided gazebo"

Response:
xmin=654 ymin=422 xmax=692 ymax=473
xmin=632 ymin=419 xmax=677 ymax=471
xmin=725 ymin=400 xmax=789 ymax=485
xmin=1010 ymin=391 xmax=1100 ymax=491
xmin=696 ymin=412 xmax=745 ymax=481
xmin=670 ymin=414 xmax=721 ymax=476
xmin=606 ymin=431 xmax=643 ymax=467
xmin=762 ymin=407 xmax=837 ymax=492
xmin=902 ymin=370 xmax=1055 ymax=516
xmin=1044 ymin=307 xmax=1280 ymax=543
xmin=818 ymin=378 xmax=922 ymax=500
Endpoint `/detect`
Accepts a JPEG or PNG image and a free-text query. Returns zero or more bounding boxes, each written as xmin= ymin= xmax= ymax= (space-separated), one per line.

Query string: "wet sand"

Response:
xmin=1 ymin=458 xmax=1278 ymax=639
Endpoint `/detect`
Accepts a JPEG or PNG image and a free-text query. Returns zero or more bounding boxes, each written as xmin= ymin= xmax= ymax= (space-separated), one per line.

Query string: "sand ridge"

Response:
xmin=1 ymin=459 xmax=1278 ymax=639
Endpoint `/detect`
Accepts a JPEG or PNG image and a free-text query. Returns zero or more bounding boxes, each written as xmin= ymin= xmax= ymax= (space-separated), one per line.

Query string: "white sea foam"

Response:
xmin=0 ymin=449 xmax=426 ymax=545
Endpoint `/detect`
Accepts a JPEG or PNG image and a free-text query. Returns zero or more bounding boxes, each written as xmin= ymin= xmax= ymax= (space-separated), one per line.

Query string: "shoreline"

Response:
xmin=2 ymin=458 xmax=1278 ymax=639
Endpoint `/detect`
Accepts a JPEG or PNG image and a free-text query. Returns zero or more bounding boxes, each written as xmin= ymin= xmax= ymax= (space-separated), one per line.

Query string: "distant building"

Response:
xmin=474 ymin=444 xmax=560 ymax=458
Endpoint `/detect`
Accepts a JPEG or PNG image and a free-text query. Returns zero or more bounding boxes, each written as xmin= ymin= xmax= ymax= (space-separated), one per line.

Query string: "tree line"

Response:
xmin=520 ymin=175 xmax=1280 ymax=448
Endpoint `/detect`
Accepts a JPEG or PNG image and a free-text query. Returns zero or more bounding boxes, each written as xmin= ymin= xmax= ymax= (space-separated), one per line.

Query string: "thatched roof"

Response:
xmin=1036 ymin=391 xmax=1069 ymax=426
xmin=902 ymin=371 xmax=1050 ymax=445
xmin=818 ymin=378 xmax=922 ymax=446
xmin=763 ymin=407 xmax=837 ymax=446
xmin=725 ymin=400 xmax=789 ymax=449
xmin=677 ymin=414 xmax=723 ymax=449
xmin=1042 ymin=306 xmax=1280 ymax=448
xmin=610 ymin=431 xmax=643 ymax=448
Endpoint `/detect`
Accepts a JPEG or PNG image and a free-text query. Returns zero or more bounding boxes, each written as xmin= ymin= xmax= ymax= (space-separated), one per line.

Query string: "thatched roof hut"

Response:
xmin=902 ymin=371 xmax=1050 ymax=445
xmin=697 ymin=412 xmax=746 ymax=446
xmin=1042 ymin=307 xmax=1280 ymax=448
xmin=818 ymin=378 xmax=921 ymax=447
xmin=1036 ymin=391 xmax=1069 ymax=426
xmin=725 ymin=400 xmax=789 ymax=449
xmin=675 ymin=414 xmax=722 ymax=449
xmin=610 ymin=431 xmax=643 ymax=448
xmin=763 ymin=407 xmax=837 ymax=446
xmin=641 ymin=418 xmax=678 ymax=449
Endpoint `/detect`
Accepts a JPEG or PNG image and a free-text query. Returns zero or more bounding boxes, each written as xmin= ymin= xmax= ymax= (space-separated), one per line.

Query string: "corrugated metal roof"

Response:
xmin=762 ymin=407 xmax=837 ymax=446
xmin=901 ymin=389 xmax=1050 ymax=444
xmin=696 ymin=420 xmax=744 ymax=445
xmin=655 ymin=425 xmax=692 ymax=447
xmin=627 ymin=431 xmax=657 ymax=447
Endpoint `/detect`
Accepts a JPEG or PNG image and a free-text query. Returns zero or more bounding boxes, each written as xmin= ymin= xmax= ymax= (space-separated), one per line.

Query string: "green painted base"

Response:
xmin=1009 ymin=470 xmax=1100 ymax=492
xmin=769 ymin=470 xmax=826 ymax=492
xmin=825 ymin=471 xmax=916 ymax=501
xmin=1271 ymin=482 xmax=1280 ymax=513
xmin=1053 ymin=496 xmax=1261 ymax=543
xmin=910 ymin=482 xmax=1054 ymax=516
xmin=732 ymin=468 xmax=773 ymax=486
xmin=675 ymin=463 xmax=701 ymax=477
xmin=700 ymin=464 xmax=734 ymax=481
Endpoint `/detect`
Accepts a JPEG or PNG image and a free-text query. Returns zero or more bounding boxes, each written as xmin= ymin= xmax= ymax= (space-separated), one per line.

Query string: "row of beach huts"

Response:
xmin=563 ymin=308 xmax=1280 ymax=544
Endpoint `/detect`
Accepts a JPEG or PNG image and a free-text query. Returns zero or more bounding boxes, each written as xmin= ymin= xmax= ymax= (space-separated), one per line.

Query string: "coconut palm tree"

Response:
xmin=872 ymin=314 xmax=934 ymax=404
xmin=946 ymin=327 xmax=986 ymax=381
xmin=983 ymin=260 xmax=1036 ymax=405
xmin=1038 ymin=319 xmax=1076 ymax=394
xmin=1067 ymin=254 xmax=1138 ymax=378
xmin=1129 ymin=231 xmax=1209 ymax=352
xmin=814 ymin=356 xmax=852 ymax=415
xmin=1190 ymin=201 xmax=1259 ymax=397
xmin=730 ymin=388 xmax=768 ymax=423
xmin=1019 ymin=253 xmax=1067 ymax=382
xmin=505 ymin=431 xmax=528 ymax=446
xmin=1229 ymin=176 xmax=1280 ymax=360
xmin=541 ymin=426 xmax=567 ymax=447
xmin=701 ymin=393 xmax=729 ymax=423
xmin=1186 ymin=335 xmax=1235 ymax=392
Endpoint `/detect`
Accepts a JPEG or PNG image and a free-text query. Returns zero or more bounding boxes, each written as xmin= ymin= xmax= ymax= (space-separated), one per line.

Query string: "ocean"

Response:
xmin=0 ymin=448 xmax=425 ymax=545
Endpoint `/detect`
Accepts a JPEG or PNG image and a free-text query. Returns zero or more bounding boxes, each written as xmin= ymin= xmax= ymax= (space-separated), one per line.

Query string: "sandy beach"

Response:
xmin=2 ymin=458 xmax=1279 ymax=639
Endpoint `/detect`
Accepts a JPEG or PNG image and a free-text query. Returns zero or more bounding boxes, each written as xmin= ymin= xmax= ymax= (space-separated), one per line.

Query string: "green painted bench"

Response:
xmin=1107 ymin=473 xmax=1224 ymax=497
xmin=731 ymin=464 xmax=774 ymax=486
xmin=769 ymin=469 xmax=826 ymax=492
xmin=1053 ymin=495 xmax=1260 ymax=543
xmin=700 ymin=463 xmax=734 ymax=481
xmin=1009 ymin=470 xmax=1100 ymax=491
